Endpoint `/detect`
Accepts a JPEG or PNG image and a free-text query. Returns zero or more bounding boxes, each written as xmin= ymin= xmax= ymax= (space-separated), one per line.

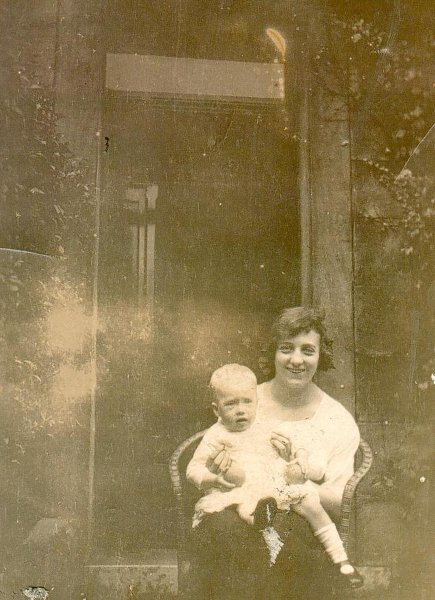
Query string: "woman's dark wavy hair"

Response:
xmin=259 ymin=307 xmax=334 ymax=378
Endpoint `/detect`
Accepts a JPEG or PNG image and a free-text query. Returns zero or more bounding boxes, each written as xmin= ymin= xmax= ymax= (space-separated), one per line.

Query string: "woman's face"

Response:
xmin=274 ymin=329 xmax=321 ymax=389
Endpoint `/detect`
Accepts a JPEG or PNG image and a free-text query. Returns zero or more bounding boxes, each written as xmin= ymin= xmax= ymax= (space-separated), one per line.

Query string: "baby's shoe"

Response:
xmin=335 ymin=562 xmax=364 ymax=590
xmin=253 ymin=497 xmax=278 ymax=530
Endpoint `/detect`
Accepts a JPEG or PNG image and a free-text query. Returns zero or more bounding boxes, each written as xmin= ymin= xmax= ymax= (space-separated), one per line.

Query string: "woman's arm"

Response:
xmin=318 ymin=414 xmax=360 ymax=519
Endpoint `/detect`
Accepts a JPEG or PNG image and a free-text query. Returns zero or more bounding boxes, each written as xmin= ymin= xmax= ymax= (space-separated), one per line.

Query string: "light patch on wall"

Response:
xmin=52 ymin=364 xmax=92 ymax=405
xmin=46 ymin=305 xmax=90 ymax=354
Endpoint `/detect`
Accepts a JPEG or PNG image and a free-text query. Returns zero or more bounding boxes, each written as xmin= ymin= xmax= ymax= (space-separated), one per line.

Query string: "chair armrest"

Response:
xmin=169 ymin=429 xmax=208 ymax=493
xmin=339 ymin=438 xmax=374 ymax=552
xmin=169 ymin=429 xmax=207 ymax=556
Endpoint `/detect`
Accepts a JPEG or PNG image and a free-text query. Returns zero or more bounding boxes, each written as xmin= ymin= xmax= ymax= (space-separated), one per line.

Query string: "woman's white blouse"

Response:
xmin=256 ymin=383 xmax=360 ymax=497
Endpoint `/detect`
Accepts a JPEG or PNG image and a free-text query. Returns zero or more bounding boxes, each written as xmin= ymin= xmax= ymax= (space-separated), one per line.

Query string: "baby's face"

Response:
xmin=213 ymin=384 xmax=257 ymax=432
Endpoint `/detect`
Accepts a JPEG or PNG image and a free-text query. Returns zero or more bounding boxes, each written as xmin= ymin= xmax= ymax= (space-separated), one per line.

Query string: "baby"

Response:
xmin=187 ymin=364 xmax=363 ymax=586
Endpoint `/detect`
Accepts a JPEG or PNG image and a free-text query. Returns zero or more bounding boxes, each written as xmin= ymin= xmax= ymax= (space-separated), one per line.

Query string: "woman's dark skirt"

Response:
xmin=186 ymin=507 xmax=339 ymax=600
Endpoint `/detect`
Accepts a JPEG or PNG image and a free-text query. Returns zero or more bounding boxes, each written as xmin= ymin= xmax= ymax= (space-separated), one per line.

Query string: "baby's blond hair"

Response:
xmin=209 ymin=364 xmax=257 ymax=400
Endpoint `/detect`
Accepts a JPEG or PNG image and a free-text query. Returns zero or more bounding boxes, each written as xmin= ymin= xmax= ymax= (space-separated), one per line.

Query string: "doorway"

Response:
xmin=93 ymin=90 xmax=300 ymax=557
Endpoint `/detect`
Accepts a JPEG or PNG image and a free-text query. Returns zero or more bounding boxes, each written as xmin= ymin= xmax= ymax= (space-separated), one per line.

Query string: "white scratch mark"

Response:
xmin=22 ymin=588 xmax=49 ymax=600
xmin=262 ymin=526 xmax=284 ymax=566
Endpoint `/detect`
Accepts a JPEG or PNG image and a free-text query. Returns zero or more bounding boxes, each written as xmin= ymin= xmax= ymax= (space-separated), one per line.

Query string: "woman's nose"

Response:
xmin=290 ymin=351 xmax=303 ymax=365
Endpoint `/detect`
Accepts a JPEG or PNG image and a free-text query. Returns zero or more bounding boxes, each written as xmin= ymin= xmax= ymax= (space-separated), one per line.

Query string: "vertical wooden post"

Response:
xmin=309 ymin=10 xmax=355 ymax=411
xmin=297 ymin=40 xmax=313 ymax=307
xmin=281 ymin=11 xmax=312 ymax=307
xmin=291 ymin=1 xmax=355 ymax=411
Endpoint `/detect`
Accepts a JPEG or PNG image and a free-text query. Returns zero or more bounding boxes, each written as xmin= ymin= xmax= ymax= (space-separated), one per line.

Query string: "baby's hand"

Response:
xmin=284 ymin=462 xmax=306 ymax=485
xmin=289 ymin=448 xmax=310 ymax=479
xmin=200 ymin=472 xmax=236 ymax=491
xmin=224 ymin=462 xmax=246 ymax=488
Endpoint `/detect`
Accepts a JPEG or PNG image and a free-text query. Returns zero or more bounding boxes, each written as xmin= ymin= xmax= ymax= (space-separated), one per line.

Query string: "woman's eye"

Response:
xmin=303 ymin=347 xmax=315 ymax=355
xmin=279 ymin=346 xmax=292 ymax=353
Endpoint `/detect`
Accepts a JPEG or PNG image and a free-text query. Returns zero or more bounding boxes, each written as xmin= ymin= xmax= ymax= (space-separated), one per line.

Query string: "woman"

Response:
xmin=190 ymin=307 xmax=360 ymax=600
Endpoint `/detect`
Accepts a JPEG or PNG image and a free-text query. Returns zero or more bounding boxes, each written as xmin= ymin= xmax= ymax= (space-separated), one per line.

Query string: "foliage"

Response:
xmin=329 ymin=12 xmax=435 ymax=391
xmin=0 ymin=1 xmax=95 ymax=274
xmin=0 ymin=0 xmax=95 ymax=442
xmin=0 ymin=0 xmax=95 ymax=557
xmin=0 ymin=0 xmax=97 ymax=426
xmin=326 ymin=15 xmax=435 ymax=556
xmin=0 ymin=90 xmax=94 ymax=265
xmin=381 ymin=169 xmax=435 ymax=286
xmin=332 ymin=14 xmax=435 ymax=171
xmin=369 ymin=424 xmax=435 ymax=522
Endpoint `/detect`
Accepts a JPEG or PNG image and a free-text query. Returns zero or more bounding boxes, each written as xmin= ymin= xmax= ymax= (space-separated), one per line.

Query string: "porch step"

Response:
xmin=86 ymin=550 xmax=177 ymax=600
xmin=86 ymin=552 xmax=390 ymax=600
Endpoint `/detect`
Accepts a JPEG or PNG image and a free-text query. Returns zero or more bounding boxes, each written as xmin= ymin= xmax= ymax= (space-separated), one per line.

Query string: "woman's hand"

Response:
xmin=206 ymin=444 xmax=232 ymax=475
xmin=271 ymin=431 xmax=292 ymax=462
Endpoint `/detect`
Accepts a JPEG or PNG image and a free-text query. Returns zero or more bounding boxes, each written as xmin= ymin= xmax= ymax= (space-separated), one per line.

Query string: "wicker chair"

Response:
xmin=169 ymin=430 xmax=373 ymax=594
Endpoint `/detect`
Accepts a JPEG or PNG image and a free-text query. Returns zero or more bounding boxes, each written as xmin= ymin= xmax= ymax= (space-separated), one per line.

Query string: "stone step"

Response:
xmin=86 ymin=550 xmax=177 ymax=600
xmin=86 ymin=552 xmax=390 ymax=600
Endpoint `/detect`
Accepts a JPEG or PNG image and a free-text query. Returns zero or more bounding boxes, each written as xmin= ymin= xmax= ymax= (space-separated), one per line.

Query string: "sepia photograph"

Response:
xmin=1 ymin=1 xmax=434 ymax=599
